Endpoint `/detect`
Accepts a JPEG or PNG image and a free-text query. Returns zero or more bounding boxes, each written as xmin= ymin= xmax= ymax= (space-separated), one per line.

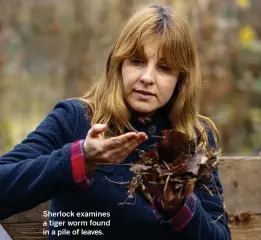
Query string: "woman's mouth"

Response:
xmin=133 ymin=90 xmax=155 ymax=100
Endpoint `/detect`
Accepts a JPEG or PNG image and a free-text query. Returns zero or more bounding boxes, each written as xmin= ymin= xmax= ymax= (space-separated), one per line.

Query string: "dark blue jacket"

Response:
xmin=0 ymin=99 xmax=231 ymax=239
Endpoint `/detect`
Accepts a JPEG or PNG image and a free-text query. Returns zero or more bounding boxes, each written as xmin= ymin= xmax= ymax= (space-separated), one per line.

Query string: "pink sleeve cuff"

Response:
xmin=70 ymin=140 xmax=93 ymax=188
xmin=152 ymin=193 xmax=196 ymax=231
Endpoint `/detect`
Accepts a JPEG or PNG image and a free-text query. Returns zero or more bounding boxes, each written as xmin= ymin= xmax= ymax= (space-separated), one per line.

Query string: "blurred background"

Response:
xmin=0 ymin=0 xmax=261 ymax=155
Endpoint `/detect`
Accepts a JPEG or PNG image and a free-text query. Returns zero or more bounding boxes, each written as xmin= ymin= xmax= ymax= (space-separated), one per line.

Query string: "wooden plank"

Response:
xmin=230 ymin=214 xmax=261 ymax=240
xmin=219 ymin=159 xmax=261 ymax=214
xmin=1 ymin=222 xmax=47 ymax=240
xmin=2 ymin=202 xmax=50 ymax=223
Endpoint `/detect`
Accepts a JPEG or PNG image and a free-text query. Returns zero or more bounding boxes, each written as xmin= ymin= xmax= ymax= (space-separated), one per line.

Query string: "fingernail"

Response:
xmin=143 ymin=135 xmax=148 ymax=141
xmin=140 ymin=132 xmax=147 ymax=138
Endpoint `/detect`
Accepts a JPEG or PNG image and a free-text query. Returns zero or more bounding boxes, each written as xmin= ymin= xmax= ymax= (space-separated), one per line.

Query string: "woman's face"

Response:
xmin=122 ymin=40 xmax=179 ymax=116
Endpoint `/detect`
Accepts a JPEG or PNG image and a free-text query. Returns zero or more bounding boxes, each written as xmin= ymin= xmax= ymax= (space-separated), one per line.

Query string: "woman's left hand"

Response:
xmin=158 ymin=183 xmax=194 ymax=215
xmin=145 ymin=178 xmax=194 ymax=215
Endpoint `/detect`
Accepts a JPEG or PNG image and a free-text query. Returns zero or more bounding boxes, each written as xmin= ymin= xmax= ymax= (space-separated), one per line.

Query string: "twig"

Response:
xmin=160 ymin=172 xmax=174 ymax=177
xmin=164 ymin=175 xmax=171 ymax=193
xmin=151 ymin=135 xmax=165 ymax=139
xmin=163 ymin=160 xmax=171 ymax=170
xmin=178 ymin=184 xmax=184 ymax=199
xmin=94 ymin=163 xmax=132 ymax=166
xmin=202 ymin=184 xmax=214 ymax=196
xmin=220 ymin=156 xmax=261 ymax=161
xmin=212 ymin=156 xmax=221 ymax=167
xmin=118 ymin=195 xmax=136 ymax=206
xmin=210 ymin=173 xmax=223 ymax=201
xmin=211 ymin=213 xmax=224 ymax=223
xmin=103 ymin=176 xmax=129 ymax=185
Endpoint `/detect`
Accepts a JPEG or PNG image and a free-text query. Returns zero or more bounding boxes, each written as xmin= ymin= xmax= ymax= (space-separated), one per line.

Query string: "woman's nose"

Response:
xmin=139 ymin=66 xmax=155 ymax=85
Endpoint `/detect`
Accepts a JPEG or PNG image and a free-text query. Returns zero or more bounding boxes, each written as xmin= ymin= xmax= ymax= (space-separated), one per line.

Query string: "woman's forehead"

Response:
xmin=135 ymin=38 xmax=173 ymax=60
xmin=137 ymin=41 xmax=166 ymax=59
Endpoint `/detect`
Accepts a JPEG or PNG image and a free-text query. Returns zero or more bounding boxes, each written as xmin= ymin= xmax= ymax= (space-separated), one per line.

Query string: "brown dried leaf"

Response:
xmin=158 ymin=130 xmax=197 ymax=161
xmin=130 ymin=164 xmax=152 ymax=173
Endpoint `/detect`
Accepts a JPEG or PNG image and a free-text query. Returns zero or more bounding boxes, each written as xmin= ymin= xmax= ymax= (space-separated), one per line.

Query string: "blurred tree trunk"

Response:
xmin=189 ymin=0 xmax=239 ymax=152
xmin=0 ymin=0 xmax=22 ymax=153
xmin=64 ymin=0 xmax=137 ymax=98
xmin=64 ymin=0 xmax=91 ymax=98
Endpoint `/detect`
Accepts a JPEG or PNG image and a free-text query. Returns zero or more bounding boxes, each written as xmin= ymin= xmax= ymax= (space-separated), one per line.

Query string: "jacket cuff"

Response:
xmin=152 ymin=193 xmax=196 ymax=231
xmin=70 ymin=140 xmax=93 ymax=188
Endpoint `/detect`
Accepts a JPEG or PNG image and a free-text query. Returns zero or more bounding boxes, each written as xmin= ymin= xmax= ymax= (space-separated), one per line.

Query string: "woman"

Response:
xmin=0 ymin=4 xmax=231 ymax=240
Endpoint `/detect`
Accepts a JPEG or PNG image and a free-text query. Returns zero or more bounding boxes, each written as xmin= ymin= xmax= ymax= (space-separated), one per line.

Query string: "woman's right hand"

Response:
xmin=83 ymin=124 xmax=148 ymax=165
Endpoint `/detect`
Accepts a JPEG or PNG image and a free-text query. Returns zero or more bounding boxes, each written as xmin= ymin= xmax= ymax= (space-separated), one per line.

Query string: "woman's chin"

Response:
xmin=130 ymin=105 xmax=156 ymax=116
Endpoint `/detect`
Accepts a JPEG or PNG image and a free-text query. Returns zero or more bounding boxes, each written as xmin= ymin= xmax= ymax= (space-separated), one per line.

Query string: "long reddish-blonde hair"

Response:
xmin=79 ymin=4 xmax=218 ymax=143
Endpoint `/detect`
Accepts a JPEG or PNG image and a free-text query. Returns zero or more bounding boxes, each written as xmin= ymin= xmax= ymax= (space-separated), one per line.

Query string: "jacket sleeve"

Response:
xmin=0 ymin=100 xmax=89 ymax=220
xmin=152 ymin=126 xmax=231 ymax=239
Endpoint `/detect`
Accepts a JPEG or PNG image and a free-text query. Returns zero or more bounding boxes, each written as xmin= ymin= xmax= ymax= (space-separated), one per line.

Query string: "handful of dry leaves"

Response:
xmin=127 ymin=129 xmax=222 ymax=200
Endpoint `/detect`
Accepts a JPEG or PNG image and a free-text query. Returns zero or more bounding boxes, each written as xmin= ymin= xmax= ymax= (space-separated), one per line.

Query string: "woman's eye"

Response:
xmin=130 ymin=57 xmax=144 ymax=65
xmin=159 ymin=65 xmax=171 ymax=71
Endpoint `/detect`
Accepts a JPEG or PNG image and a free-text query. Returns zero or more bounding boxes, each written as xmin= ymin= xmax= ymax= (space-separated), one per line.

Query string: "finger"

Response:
xmin=122 ymin=136 xmax=147 ymax=156
xmin=183 ymin=183 xmax=194 ymax=196
xmin=113 ymin=131 xmax=148 ymax=145
xmin=103 ymin=132 xmax=139 ymax=150
xmin=88 ymin=124 xmax=107 ymax=138
xmin=137 ymin=132 xmax=148 ymax=144
xmin=107 ymin=133 xmax=148 ymax=163
xmin=99 ymin=132 xmax=148 ymax=162
xmin=162 ymin=185 xmax=176 ymax=202
xmin=104 ymin=138 xmax=141 ymax=163
xmin=116 ymin=132 xmax=141 ymax=143
xmin=146 ymin=184 xmax=161 ymax=196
